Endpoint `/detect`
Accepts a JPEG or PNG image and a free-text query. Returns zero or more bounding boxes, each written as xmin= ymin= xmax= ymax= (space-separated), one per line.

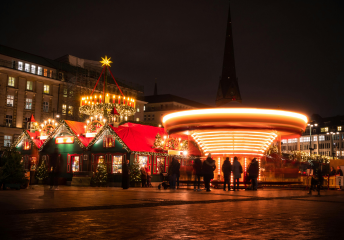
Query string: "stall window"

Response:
xmin=103 ymin=135 xmax=115 ymax=148
xmin=138 ymin=155 xmax=148 ymax=168
xmin=157 ymin=157 xmax=165 ymax=173
xmin=23 ymin=139 xmax=31 ymax=150
xmin=72 ymin=156 xmax=80 ymax=172
xmin=112 ymin=155 xmax=123 ymax=173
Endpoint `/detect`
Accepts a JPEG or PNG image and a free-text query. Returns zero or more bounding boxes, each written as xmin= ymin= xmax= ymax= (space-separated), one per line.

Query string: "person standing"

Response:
xmin=169 ymin=158 xmax=177 ymax=189
xmin=49 ymin=148 xmax=60 ymax=190
xmin=122 ymin=159 xmax=130 ymax=189
xmin=140 ymin=166 xmax=147 ymax=187
xmin=308 ymin=162 xmax=323 ymax=195
xmin=232 ymin=156 xmax=243 ymax=191
xmin=336 ymin=166 xmax=343 ymax=176
xmin=193 ymin=157 xmax=202 ymax=191
xmin=222 ymin=157 xmax=231 ymax=191
xmin=202 ymin=153 xmax=216 ymax=192
xmin=176 ymin=159 xmax=181 ymax=189
xmin=329 ymin=166 xmax=336 ymax=176
xmin=248 ymin=158 xmax=259 ymax=190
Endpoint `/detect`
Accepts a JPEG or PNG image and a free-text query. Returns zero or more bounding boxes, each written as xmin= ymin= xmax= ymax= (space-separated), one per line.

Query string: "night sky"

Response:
xmin=1 ymin=0 xmax=343 ymax=118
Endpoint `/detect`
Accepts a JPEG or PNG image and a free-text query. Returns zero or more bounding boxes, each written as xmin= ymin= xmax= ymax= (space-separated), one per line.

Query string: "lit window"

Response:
xmin=319 ymin=135 xmax=325 ymax=141
xmin=27 ymin=81 xmax=33 ymax=90
xmin=18 ymin=62 xmax=23 ymax=70
xmin=49 ymin=70 xmax=52 ymax=78
xmin=62 ymin=104 xmax=67 ymax=115
xmin=25 ymin=98 xmax=32 ymax=109
xmin=43 ymin=102 xmax=49 ymax=112
xmin=72 ymin=156 xmax=80 ymax=172
xmin=44 ymin=69 xmax=47 ymax=77
xmin=325 ymin=127 xmax=328 ymax=132
xmin=338 ymin=126 xmax=342 ymax=131
xmin=281 ymin=139 xmax=287 ymax=144
xmin=25 ymin=63 xmax=30 ymax=72
xmin=124 ymin=116 xmax=128 ymax=121
xmin=68 ymin=106 xmax=73 ymax=116
xmin=4 ymin=135 xmax=12 ymax=147
xmin=112 ymin=156 xmax=123 ymax=173
xmin=63 ymin=88 xmax=68 ymax=97
xmin=144 ymin=105 xmax=146 ymax=111
xmin=31 ymin=65 xmax=36 ymax=74
xmin=136 ymin=118 xmax=140 ymax=122
xmin=103 ymin=135 xmax=115 ymax=148
xmin=43 ymin=85 xmax=49 ymax=94
xmin=137 ymin=108 xmax=140 ymax=112
xmin=138 ymin=156 xmax=148 ymax=168
xmin=313 ymin=136 xmax=317 ymax=141
xmin=37 ymin=67 xmax=42 ymax=75
xmin=69 ymin=90 xmax=73 ymax=97
xmin=8 ymin=77 xmax=15 ymax=87
xmin=7 ymin=95 xmax=14 ymax=107
xmin=23 ymin=139 xmax=31 ymax=150
xmin=5 ymin=115 xmax=12 ymax=127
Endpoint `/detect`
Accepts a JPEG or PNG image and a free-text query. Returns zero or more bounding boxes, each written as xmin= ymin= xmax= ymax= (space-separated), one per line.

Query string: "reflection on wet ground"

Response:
xmin=0 ymin=186 xmax=343 ymax=239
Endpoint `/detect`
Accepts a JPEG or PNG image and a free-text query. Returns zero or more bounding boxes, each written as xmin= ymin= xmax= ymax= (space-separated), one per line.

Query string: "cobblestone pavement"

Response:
xmin=0 ymin=186 xmax=344 ymax=239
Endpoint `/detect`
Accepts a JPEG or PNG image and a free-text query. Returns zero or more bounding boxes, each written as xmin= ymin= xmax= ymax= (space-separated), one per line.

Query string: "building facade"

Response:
xmin=281 ymin=115 xmax=344 ymax=159
xmin=0 ymin=45 xmax=144 ymax=147
xmin=143 ymin=94 xmax=209 ymax=126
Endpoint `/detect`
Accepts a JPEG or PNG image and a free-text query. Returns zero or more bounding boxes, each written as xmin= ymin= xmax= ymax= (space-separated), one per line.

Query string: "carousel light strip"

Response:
xmin=162 ymin=108 xmax=308 ymax=124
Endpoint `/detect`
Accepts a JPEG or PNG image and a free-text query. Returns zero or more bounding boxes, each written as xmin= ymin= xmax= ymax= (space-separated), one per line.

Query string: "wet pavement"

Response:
xmin=0 ymin=186 xmax=344 ymax=239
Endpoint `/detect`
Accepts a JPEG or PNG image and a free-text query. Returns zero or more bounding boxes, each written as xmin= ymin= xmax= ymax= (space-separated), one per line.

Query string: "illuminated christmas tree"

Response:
xmin=36 ymin=161 xmax=48 ymax=181
xmin=91 ymin=160 xmax=108 ymax=186
xmin=152 ymin=133 xmax=164 ymax=149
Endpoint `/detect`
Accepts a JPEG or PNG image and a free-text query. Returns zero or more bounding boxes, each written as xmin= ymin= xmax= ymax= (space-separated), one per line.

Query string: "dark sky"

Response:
xmin=1 ymin=0 xmax=344 ymax=118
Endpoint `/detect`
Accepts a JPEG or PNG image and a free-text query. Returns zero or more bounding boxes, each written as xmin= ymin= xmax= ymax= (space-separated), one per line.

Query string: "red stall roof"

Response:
xmin=111 ymin=122 xmax=201 ymax=156
xmin=64 ymin=120 xmax=94 ymax=147
xmin=26 ymin=130 xmax=44 ymax=148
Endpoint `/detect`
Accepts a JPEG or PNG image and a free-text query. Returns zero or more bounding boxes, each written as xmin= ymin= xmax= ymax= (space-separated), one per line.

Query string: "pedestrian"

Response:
xmin=336 ymin=166 xmax=343 ymax=176
xmin=122 ymin=159 xmax=130 ymax=189
xmin=169 ymin=157 xmax=179 ymax=189
xmin=146 ymin=166 xmax=152 ymax=187
xmin=222 ymin=157 xmax=231 ymax=191
xmin=329 ymin=166 xmax=336 ymax=176
xmin=176 ymin=159 xmax=181 ymax=189
xmin=140 ymin=166 xmax=147 ymax=187
xmin=202 ymin=153 xmax=216 ymax=192
xmin=232 ymin=156 xmax=243 ymax=191
xmin=308 ymin=162 xmax=323 ymax=195
xmin=193 ymin=157 xmax=202 ymax=191
xmin=49 ymin=148 xmax=60 ymax=190
xmin=247 ymin=158 xmax=259 ymax=190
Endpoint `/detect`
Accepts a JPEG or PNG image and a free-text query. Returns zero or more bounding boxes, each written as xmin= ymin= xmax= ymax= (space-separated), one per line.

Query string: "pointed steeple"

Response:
xmin=216 ymin=1 xmax=242 ymax=106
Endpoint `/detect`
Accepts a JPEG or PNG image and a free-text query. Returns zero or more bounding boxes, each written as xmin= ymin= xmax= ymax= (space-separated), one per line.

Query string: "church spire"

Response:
xmin=216 ymin=1 xmax=242 ymax=106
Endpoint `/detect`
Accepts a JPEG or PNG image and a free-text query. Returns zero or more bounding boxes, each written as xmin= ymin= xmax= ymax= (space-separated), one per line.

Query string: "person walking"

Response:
xmin=222 ymin=157 xmax=231 ymax=191
xmin=140 ymin=166 xmax=147 ymax=187
xmin=202 ymin=153 xmax=216 ymax=192
xmin=193 ymin=157 xmax=202 ymax=191
xmin=247 ymin=158 xmax=259 ymax=190
xmin=122 ymin=159 xmax=130 ymax=189
xmin=232 ymin=156 xmax=242 ymax=191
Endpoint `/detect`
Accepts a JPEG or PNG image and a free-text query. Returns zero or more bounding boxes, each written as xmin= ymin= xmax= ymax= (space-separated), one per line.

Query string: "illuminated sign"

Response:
xmin=55 ymin=136 xmax=74 ymax=144
xmin=40 ymin=135 xmax=48 ymax=140
xmin=85 ymin=132 xmax=96 ymax=138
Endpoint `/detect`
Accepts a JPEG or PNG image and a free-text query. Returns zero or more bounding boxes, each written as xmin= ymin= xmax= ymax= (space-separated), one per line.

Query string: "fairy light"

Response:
xmin=258 ymin=157 xmax=261 ymax=181
xmin=218 ymin=157 xmax=221 ymax=175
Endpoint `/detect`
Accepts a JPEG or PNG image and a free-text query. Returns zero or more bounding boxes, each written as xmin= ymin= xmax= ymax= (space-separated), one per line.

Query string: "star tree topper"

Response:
xmin=100 ymin=56 xmax=113 ymax=67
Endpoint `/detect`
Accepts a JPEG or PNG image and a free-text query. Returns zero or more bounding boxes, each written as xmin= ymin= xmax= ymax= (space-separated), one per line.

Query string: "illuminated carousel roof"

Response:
xmin=163 ymin=108 xmax=308 ymax=156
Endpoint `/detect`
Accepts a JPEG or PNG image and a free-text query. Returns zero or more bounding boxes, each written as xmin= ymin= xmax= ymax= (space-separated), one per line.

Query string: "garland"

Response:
xmin=79 ymin=103 xmax=135 ymax=117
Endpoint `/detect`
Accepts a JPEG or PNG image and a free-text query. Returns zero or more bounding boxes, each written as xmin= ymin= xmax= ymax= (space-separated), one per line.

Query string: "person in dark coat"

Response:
xmin=336 ymin=166 xmax=343 ymax=176
xmin=140 ymin=166 xmax=147 ymax=187
xmin=248 ymin=158 xmax=259 ymax=190
xmin=49 ymin=148 xmax=60 ymax=190
xmin=222 ymin=157 xmax=231 ymax=191
xmin=193 ymin=158 xmax=202 ymax=191
xmin=122 ymin=160 xmax=130 ymax=189
xmin=232 ymin=156 xmax=243 ymax=191
xmin=329 ymin=166 xmax=336 ymax=176
xmin=308 ymin=162 xmax=323 ymax=195
xmin=169 ymin=158 xmax=179 ymax=189
xmin=176 ymin=159 xmax=181 ymax=189
xmin=202 ymin=153 xmax=216 ymax=192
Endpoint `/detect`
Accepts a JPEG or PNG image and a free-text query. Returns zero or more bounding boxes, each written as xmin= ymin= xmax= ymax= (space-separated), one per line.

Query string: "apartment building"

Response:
xmin=281 ymin=114 xmax=344 ymax=159
xmin=0 ymin=45 xmax=144 ymax=147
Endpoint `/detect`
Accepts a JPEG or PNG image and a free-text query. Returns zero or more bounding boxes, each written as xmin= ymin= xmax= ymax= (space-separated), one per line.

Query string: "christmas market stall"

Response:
xmin=39 ymin=120 xmax=96 ymax=185
xmin=13 ymin=115 xmax=56 ymax=184
xmin=111 ymin=122 xmax=202 ymax=185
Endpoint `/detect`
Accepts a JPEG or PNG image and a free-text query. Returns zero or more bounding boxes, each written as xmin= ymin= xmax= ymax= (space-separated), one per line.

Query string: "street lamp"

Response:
xmin=326 ymin=131 xmax=339 ymax=159
xmin=307 ymin=122 xmax=318 ymax=157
